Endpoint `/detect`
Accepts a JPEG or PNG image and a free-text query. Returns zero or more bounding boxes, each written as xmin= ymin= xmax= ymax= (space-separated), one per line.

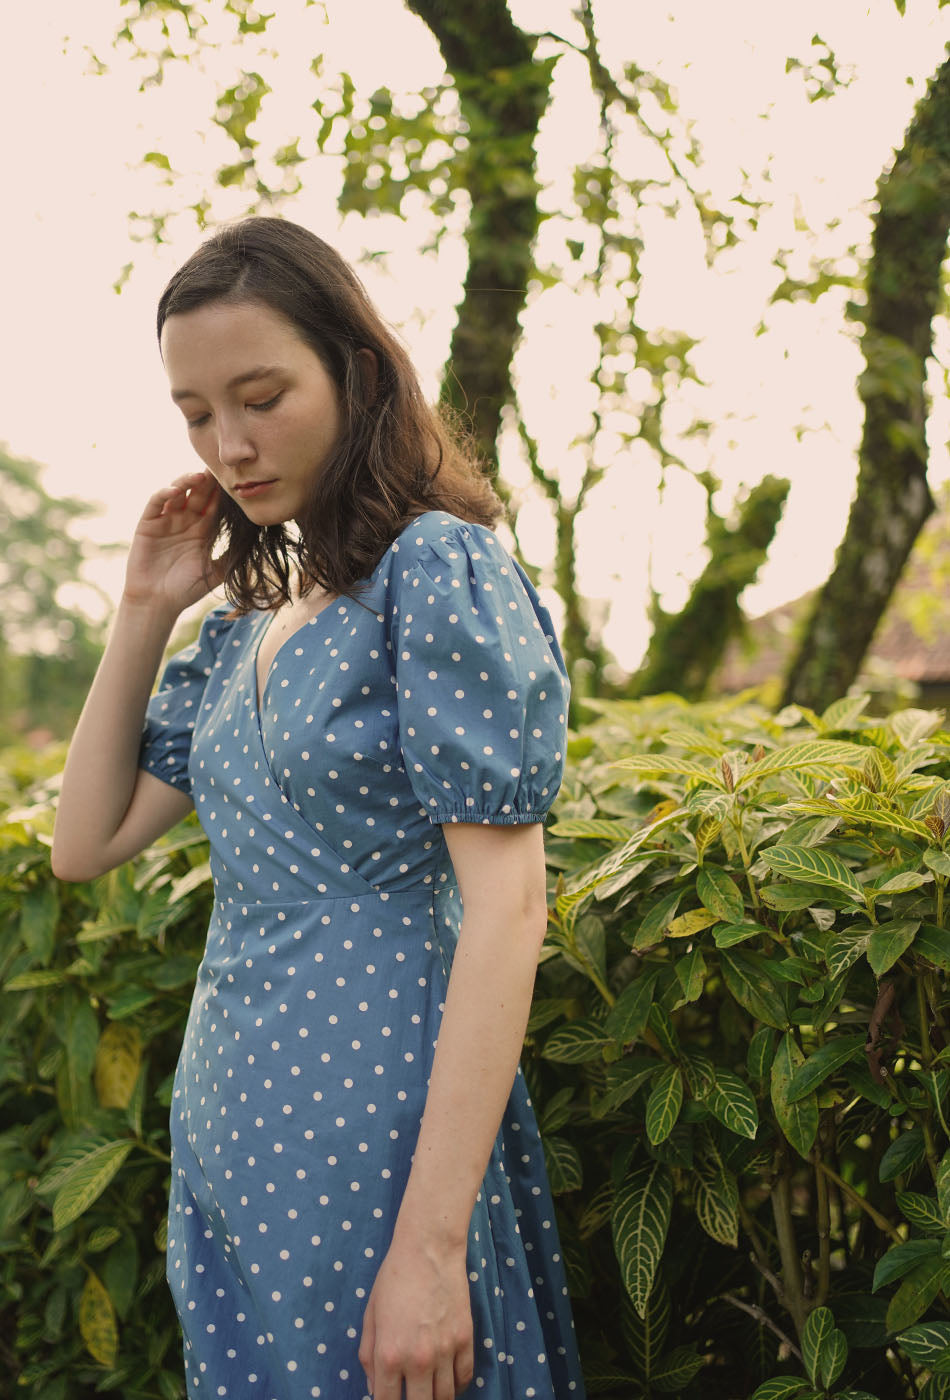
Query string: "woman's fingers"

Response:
xmin=453 ymin=1343 xmax=475 ymax=1394
xmin=434 ymin=1358 xmax=458 ymax=1400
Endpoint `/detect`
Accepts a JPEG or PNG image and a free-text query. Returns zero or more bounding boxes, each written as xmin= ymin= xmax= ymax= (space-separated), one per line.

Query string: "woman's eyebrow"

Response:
xmin=170 ymin=365 xmax=283 ymax=402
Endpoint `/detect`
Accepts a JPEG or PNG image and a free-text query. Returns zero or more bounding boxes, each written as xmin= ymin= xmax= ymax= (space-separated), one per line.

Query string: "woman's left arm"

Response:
xmin=358 ymin=820 xmax=550 ymax=1400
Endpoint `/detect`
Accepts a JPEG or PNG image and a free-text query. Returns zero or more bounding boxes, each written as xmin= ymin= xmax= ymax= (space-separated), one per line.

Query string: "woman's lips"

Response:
xmin=233 ymin=479 xmax=277 ymax=498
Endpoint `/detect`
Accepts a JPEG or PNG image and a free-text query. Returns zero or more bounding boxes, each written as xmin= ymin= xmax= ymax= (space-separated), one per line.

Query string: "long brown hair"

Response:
xmin=157 ymin=216 xmax=505 ymax=613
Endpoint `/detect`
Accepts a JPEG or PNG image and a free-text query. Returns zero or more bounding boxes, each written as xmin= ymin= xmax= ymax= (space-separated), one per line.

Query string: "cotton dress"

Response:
xmin=138 ymin=509 xmax=586 ymax=1400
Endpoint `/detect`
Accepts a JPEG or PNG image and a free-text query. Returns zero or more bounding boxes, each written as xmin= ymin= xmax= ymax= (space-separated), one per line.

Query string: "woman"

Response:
xmin=52 ymin=216 xmax=585 ymax=1400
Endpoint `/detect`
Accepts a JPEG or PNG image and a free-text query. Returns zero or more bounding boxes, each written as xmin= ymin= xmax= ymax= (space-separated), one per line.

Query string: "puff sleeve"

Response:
xmin=138 ymin=603 xmax=237 ymax=794
xmin=392 ymin=521 xmax=571 ymax=824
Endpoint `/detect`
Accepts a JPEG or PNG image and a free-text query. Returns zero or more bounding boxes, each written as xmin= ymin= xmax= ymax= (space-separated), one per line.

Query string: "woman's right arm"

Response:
xmin=51 ymin=470 xmax=224 ymax=882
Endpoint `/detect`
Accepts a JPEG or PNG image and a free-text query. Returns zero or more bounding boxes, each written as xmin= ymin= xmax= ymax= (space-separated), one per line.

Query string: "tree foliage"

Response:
xmin=0 ymin=449 xmax=108 ymax=745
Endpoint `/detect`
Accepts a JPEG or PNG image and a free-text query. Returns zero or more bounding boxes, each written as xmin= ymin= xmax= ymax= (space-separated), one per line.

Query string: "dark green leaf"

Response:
xmin=880 ymin=1125 xmax=926 ymax=1182
xmin=786 ymin=1034 xmax=866 ymax=1103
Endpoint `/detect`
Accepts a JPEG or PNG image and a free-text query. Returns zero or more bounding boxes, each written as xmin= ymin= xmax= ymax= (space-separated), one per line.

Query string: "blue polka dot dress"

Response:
xmin=138 ymin=511 xmax=587 ymax=1400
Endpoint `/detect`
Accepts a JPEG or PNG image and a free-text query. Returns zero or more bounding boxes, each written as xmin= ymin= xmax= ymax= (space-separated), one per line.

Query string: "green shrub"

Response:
xmin=8 ymin=693 xmax=950 ymax=1397
xmin=527 ymin=691 xmax=950 ymax=1398
xmin=1 ymin=769 xmax=208 ymax=1399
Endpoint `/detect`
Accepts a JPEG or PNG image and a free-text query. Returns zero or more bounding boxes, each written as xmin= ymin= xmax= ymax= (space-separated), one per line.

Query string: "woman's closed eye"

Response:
xmin=185 ymin=393 xmax=282 ymax=430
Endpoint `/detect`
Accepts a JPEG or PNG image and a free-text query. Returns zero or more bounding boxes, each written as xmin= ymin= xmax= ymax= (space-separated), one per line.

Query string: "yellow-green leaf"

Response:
xmin=52 ymin=1141 xmax=135 ymax=1231
xmin=668 ymin=908 xmax=720 ymax=939
xmin=79 ymin=1270 xmax=118 ymax=1367
xmin=94 ymin=1023 xmax=142 ymax=1110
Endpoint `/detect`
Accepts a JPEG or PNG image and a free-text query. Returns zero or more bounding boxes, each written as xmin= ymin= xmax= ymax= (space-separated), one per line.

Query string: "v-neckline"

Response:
xmin=249 ymin=512 xmax=430 ymax=723
xmin=253 ymin=594 xmax=339 ymax=718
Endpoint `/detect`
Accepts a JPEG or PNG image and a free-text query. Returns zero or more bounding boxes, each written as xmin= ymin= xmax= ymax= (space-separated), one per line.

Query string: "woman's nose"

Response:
xmin=216 ymin=418 xmax=254 ymax=467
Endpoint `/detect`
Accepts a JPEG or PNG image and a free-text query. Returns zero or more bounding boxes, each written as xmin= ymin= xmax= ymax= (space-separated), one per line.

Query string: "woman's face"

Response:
xmin=160 ymin=298 xmax=342 ymax=527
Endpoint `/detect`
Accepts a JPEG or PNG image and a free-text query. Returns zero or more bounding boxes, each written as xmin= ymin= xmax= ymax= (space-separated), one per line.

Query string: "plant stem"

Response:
xmin=770 ymin=1154 xmax=807 ymax=1339
xmin=812 ymin=1145 xmax=832 ymax=1307
xmin=813 ymin=1158 xmax=903 ymax=1244
xmin=721 ymin=1292 xmax=804 ymax=1364
xmin=733 ymin=817 xmax=760 ymax=911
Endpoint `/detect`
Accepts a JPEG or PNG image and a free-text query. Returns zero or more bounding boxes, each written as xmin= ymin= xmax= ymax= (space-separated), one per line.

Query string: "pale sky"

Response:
xmin=4 ymin=0 xmax=950 ymax=672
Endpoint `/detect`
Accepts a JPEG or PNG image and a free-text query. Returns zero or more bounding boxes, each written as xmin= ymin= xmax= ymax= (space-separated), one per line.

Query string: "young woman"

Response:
xmin=52 ymin=217 xmax=585 ymax=1400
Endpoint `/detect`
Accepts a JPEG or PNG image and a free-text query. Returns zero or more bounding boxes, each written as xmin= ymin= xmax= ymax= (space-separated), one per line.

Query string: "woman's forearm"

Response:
xmin=392 ymin=899 xmax=548 ymax=1249
xmin=51 ymin=597 xmax=181 ymax=879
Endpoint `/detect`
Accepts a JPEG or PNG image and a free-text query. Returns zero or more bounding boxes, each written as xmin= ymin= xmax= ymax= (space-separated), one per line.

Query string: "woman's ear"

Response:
xmin=356 ymin=347 xmax=379 ymax=405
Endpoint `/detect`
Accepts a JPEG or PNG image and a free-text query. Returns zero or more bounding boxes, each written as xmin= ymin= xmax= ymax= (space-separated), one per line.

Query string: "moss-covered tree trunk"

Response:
xmin=782 ymin=57 xmax=950 ymax=711
xmin=633 ymin=475 xmax=790 ymax=699
xmin=405 ymin=0 xmax=551 ymax=478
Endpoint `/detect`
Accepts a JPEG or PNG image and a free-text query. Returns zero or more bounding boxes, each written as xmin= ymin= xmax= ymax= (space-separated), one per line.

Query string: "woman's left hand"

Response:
xmin=358 ymin=1231 xmax=475 ymax=1399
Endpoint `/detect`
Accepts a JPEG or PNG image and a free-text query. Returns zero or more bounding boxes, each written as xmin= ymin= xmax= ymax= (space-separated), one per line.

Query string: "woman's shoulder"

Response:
xmin=388 ymin=510 xmax=507 ymax=573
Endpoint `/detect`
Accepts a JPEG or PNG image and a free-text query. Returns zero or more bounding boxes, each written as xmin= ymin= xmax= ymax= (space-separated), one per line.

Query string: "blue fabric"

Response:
xmin=139 ymin=510 xmax=585 ymax=1399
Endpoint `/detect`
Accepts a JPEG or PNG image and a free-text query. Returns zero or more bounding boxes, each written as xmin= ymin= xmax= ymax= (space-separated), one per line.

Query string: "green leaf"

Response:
xmin=741 ymin=739 xmax=869 ymax=785
xmin=760 ymin=844 xmax=863 ymax=901
xmin=880 ymin=1125 xmax=926 ymax=1182
xmin=820 ymin=1326 xmax=848 ymax=1390
xmin=867 ymin=919 xmax=920 ymax=975
xmin=681 ymin=1050 xmax=716 ymax=1100
xmin=20 ymin=884 xmax=59 ymax=964
xmin=887 ymin=1254 xmax=950 ymax=1332
xmin=647 ymin=1003 xmax=679 ymax=1058
xmin=747 ymin=1027 xmax=776 ymax=1082
xmin=938 ymin=1151 xmax=950 ymax=1225
xmin=821 ymin=694 xmax=871 ymax=731
xmin=874 ymin=872 xmax=929 ymax=895
xmin=542 ymin=1019 xmax=611 ymax=1063
xmin=802 ymin=1306 xmax=834 ymax=1387
xmin=915 ymin=924 xmax=950 ymax=973
xmin=706 ymin=1069 xmax=758 ymax=1139
xmin=631 ymin=889 xmax=683 ymax=949
xmin=693 ymin=1129 xmax=738 ymax=1246
xmin=920 ymin=1378 xmax=950 ymax=1400
xmin=891 ymin=708 xmax=944 ymax=747
xmin=748 ymin=1381 xmax=809 ymax=1400
xmin=719 ymin=948 xmax=789 ymax=1029
xmin=897 ymin=1191 xmax=946 ymax=1233
xmin=898 ymin=1322 xmax=950 ymax=1372
xmin=785 ymin=1034 xmax=866 ymax=1102
xmin=542 ymin=1135 xmax=583 ymax=1194
xmin=4 ymin=969 xmax=68 ymax=990
xmin=611 ymin=754 xmax=725 ymax=788
xmin=827 ymin=933 xmax=870 ymax=978
xmin=760 ymin=881 xmax=833 ymax=911
xmin=696 ymin=866 xmax=745 ymax=923
xmin=674 ymin=945 xmax=706 ymax=1005
xmin=651 ymin=1344 xmax=704 ymax=1391
xmin=612 ymin=1161 xmax=673 ymax=1318
xmin=605 ymin=971 xmax=658 ymax=1044
xmin=646 ymin=1066 xmax=684 ymax=1146
xmin=623 ymin=1281 xmax=671 ymax=1381
xmin=52 ymin=1140 xmax=135 ymax=1231
xmin=925 ymin=848 xmax=950 ymax=878
xmin=873 ymin=1239 xmax=941 ymax=1293
xmin=713 ymin=921 xmax=770 ymax=948
xmin=771 ymin=1032 xmax=819 ymax=1157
